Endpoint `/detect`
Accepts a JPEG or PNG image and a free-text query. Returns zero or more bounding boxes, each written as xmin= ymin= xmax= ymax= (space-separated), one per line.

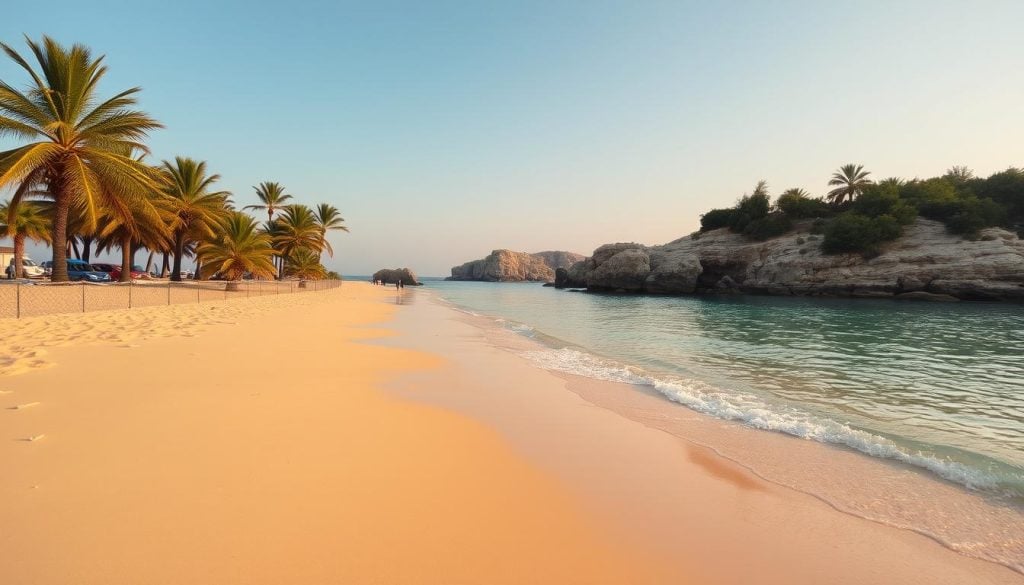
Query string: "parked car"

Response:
xmin=90 ymin=262 xmax=118 ymax=277
xmin=41 ymin=260 xmax=53 ymax=276
xmin=6 ymin=257 xmax=46 ymax=278
xmin=91 ymin=263 xmax=151 ymax=281
xmin=65 ymin=259 xmax=112 ymax=282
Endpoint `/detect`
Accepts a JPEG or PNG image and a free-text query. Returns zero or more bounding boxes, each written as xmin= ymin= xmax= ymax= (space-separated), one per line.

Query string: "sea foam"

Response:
xmin=524 ymin=347 xmax=1018 ymax=496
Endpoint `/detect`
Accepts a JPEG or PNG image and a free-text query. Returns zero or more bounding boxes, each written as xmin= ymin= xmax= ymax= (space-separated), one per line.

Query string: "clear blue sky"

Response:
xmin=3 ymin=1 xmax=1023 ymax=275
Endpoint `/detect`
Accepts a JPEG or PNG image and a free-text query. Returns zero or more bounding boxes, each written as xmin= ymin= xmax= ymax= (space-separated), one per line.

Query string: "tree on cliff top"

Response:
xmin=827 ymin=164 xmax=873 ymax=205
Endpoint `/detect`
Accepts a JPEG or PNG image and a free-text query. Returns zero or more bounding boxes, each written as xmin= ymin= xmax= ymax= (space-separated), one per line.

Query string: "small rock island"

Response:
xmin=448 ymin=250 xmax=584 ymax=282
xmin=373 ymin=268 xmax=422 ymax=285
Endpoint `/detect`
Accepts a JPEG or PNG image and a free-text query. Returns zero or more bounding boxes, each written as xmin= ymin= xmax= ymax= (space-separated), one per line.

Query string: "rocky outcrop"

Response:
xmin=558 ymin=219 xmax=1024 ymax=301
xmin=448 ymin=250 xmax=584 ymax=282
xmin=372 ymin=268 xmax=421 ymax=285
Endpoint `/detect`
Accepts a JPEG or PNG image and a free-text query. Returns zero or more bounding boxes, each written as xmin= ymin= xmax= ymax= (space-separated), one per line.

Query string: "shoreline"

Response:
xmin=380 ymin=286 xmax=1024 ymax=583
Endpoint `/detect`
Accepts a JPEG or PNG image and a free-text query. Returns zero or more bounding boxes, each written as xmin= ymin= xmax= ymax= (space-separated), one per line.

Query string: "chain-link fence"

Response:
xmin=0 ymin=279 xmax=342 ymax=319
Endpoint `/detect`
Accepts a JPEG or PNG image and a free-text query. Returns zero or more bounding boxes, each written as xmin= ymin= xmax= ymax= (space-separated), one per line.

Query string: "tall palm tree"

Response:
xmin=313 ymin=203 xmax=348 ymax=260
xmin=197 ymin=211 xmax=276 ymax=287
xmin=273 ymin=204 xmax=321 ymax=276
xmin=0 ymin=36 xmax=164 ymax=281
xmin=0 ymin=199 xmax=50 ymax=278
xmin=161 ymin=157 xmax=231 ymax=281
xmin=283 ymin=247 xmax=326 ymax=280
xmin=827 ymin=164 xmax=873 ymax=204
xmin=244 ymin=181 xmax=292 ymax=223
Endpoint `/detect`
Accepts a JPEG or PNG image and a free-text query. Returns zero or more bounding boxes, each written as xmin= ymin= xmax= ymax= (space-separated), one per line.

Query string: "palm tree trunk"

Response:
xmin=13 ymin=233 xmax=25 ymax=279
xmin=171 ymin=233 xmax=185 ymax=282
xmin=145 ymin=250 xmax=155 ymax=274
xmin=82 ymin=236 xmax=93 ymax=262
xmin=70 ymin=238 xmax=81 ymax=260
xmin=50 ymin=196 xmax=71 ymax=282
xmin=161 ymin=252 xmax=170 ymax=278
xmin=119 ymin=234 xmax=133 ymax=283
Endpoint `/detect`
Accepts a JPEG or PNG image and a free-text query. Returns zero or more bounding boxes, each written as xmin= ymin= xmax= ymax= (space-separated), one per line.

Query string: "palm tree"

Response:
xmin=780 ymin=188 xmax=810 ymax=199
xmin=283 ymin=247 xmax=326 ymax=280
xmin=878 ymin=177 xmax=905 ymax=188
xmin=944 ymin=166 xmax=974 ymax=185
xmin=273 ymin=204 xmax=321 ymax=277
xmin=161 ymin=157 xmax=231 ymax=281
xmin=313 ymin=203 xmax=348 ymax=260
xmin=244 ymin=181 xmax=292 ymax=223
xmin=197 ymin=212 xmax=276 ymax=287
xmin=827 ymin=164 xmax=873 ymax=204
xmin=0 ymin=199 xmax=50 ymax=278
xmin=95 ymin=203 xmax=171 ymax=282
xmin=751 ymin=180 xmax=769 ymax=198
xmin=0 ymin=36 xmax=164 ymax=281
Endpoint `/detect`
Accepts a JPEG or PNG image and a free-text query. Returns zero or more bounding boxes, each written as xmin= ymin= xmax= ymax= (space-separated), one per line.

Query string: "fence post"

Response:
xmin=16 ymin=282 xmax=20 ymax=318
xmin=224 ymin=285 xmax=227 ymax=301
xmin=81 ymin=284 xmax=86 ymax=313
xmin=197 ymin=286 xmax=200 ymax=304
xmin=128 ymin=282 xmax=133 ymax=309
xmin=167 ymin=282 xmax=171 ymax=305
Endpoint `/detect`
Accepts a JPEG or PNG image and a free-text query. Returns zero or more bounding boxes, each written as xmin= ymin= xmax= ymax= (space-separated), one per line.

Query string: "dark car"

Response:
xmin=91 ymin=263 xmax=149 ymax=281
xmin=66 ymin=259 xmax=112 ymax=282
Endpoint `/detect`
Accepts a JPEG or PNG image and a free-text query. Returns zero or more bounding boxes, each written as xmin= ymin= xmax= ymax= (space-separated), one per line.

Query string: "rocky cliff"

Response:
xmin=372 ymin=268 xmax=422 ymax=285
xmin=557 ymin=219 xmax=1024 ymax=301
xmin=449 ymin=250 xmax=584 ymax=282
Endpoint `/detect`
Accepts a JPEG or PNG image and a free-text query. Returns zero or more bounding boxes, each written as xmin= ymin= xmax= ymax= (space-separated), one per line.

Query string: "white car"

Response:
xmin=6 ymin=257 xmax=45 ymax=278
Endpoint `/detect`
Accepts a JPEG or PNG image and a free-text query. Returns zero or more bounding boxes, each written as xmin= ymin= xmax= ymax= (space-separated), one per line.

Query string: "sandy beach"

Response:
xmin=1 ymin=282 xmax=1021 ymax=584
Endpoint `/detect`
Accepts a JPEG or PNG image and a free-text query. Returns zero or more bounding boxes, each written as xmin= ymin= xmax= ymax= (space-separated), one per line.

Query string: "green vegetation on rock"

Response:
xmin=698 ymin=164 xmax=1023 ymax=255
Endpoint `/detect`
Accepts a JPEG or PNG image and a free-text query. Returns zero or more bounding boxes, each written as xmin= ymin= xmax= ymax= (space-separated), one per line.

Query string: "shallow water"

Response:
xmin=426 ymin=281 xmax=1024 ymax=501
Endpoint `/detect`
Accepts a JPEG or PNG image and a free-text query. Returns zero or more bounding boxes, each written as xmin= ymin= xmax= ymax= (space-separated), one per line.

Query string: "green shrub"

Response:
xmin=743 ymin=213 xmax=793 ymax=241
xmin=728 ymin=191 xmax=771 ymax=232
xmin=777 ymin=192 xmax=831 ymax=218
xmin=920 ymin=196 xmax=1006 ymax=234
xmin=700 ymin=208 xmax=736 ymax=231
xmin=821 ymin=213 xmax=903 ymax=255
xmin=974 ymin=168 xmax=1024 ymax=224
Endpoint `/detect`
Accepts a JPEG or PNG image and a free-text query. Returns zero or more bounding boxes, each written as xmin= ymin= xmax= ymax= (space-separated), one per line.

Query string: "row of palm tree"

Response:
xmin=0 ymin=36 xmax=347 ymax=282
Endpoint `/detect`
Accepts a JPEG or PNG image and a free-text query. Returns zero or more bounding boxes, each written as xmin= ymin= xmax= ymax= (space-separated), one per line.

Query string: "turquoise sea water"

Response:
xmin=425 ymin=280 xmax=1024 ymax=501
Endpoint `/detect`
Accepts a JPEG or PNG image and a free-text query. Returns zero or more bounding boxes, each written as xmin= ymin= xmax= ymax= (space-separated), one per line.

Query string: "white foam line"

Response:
xmin=524 ymin=348 xmax=1020 ymax=495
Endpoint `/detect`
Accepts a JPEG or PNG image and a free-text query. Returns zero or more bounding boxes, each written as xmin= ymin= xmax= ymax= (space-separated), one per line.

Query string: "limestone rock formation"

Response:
xmin=372 ymin=268 xmax=421 ymax=285
xmin=448 ymin=250 xmax=584 ymax=282
xmin=558 ymin=219 xmax=1024 ymax=301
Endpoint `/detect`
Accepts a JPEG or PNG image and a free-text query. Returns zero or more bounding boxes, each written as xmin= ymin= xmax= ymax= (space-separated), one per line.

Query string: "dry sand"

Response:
xmin=2 ymin=281 xmax=1020 ymax=584
xmin=0 ymin=283 xmax=678 ymax=584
